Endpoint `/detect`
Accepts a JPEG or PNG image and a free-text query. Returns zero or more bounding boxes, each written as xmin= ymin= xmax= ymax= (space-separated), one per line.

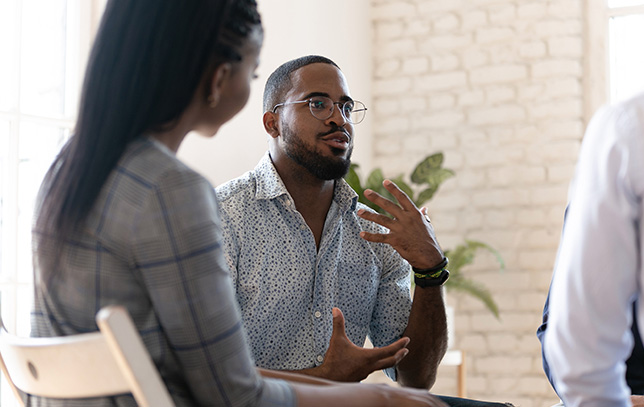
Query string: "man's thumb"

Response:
xmin=331 ymin=307 xmax=347 ymax=337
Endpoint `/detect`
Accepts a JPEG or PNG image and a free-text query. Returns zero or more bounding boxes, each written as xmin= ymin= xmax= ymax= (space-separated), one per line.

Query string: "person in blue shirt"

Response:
xmin=217 ymin=55 xmax=515 ymax=407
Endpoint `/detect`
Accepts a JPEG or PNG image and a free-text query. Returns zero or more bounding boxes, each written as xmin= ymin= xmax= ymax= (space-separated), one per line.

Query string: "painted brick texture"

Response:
xmin=366 ymin=0 xmax=584 ymax=405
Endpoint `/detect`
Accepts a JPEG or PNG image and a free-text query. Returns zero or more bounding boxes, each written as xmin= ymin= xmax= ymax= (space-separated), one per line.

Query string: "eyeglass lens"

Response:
xmin=309 ymin=96 xmax=366 ymax=124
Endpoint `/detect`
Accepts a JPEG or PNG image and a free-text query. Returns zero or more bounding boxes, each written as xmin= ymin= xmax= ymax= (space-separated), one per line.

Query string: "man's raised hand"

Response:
xmin=357 ymin=179 xmax=444 ymax=270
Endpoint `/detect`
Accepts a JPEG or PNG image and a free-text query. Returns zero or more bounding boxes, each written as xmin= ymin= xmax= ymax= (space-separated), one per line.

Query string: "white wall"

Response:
xmin=178 ymin=0 xmax=373 ymax=186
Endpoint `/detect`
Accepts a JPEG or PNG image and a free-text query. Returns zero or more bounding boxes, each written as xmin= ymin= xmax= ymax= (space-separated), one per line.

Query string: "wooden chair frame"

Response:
xmin=0 ymin=305 xmax=174 ymax=407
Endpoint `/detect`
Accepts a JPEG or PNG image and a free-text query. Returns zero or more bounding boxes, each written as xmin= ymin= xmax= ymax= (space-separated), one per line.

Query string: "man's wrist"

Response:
xmin=413 ymin=257 xmax=449 ymax=287
xmin=411 ymin=257 xmax=448 ymax=274
xmin=414 ymin=269 xmax=449 ymax=287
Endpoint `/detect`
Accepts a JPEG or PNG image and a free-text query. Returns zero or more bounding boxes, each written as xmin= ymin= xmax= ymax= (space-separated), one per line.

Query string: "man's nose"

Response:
xmin=326 ymin=103 xmax=348 ymax=126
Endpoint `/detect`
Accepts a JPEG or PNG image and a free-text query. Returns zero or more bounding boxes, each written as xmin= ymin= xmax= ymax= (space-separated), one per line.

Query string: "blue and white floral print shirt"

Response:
xmin=216 ymin=153 xmax=412 ymax=380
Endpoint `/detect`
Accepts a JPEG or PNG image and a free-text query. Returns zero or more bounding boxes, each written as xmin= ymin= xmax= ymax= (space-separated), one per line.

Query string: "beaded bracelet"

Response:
xmin=414 ymin=269 xmax=450 ymax=287
xmin=414 ymin=269 xmax=445 ymax=280
xmin=411 ymin=257 xmax=448 ymax=275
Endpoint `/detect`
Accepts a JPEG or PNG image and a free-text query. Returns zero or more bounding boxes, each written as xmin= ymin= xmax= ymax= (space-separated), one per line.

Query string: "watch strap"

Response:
xmin=414 ymin=269 xmax=450 ymax=287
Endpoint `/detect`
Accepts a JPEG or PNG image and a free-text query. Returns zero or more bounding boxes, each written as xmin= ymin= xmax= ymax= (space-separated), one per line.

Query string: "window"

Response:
xmin=0 ymin=0 xmax=101 ymax=405
xmin=584 ymin=0 xmax=644 ymax=122
xmin=607 ymin=1 xmax=644 ymax=102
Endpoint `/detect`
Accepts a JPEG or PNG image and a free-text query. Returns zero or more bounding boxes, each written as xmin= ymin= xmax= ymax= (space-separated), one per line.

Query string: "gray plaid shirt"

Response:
xmin=30 ymin=138 xmax=294 ymax=407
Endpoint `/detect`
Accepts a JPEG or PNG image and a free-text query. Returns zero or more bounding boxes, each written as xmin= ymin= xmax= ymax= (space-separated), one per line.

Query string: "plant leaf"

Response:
xmin=365 ymin=168 xmax=385 ymax=191
xmin=445 ymin=274 xmax=500 ymax=319
xmin=414 ymin=167 xmax=455 ymax=190
xmin=345 ymin=164 xmax=363 ymax=197
xmin=416 ymin=187 xmax=438 ymax=206
xmin=461 ymin=240 xmax=505 ymax=270
xmin=444 ymin=240 xmax=504 ymax=272
xmin=444 ymin=244 xmax=476 ymax=273
xmin=411 ymin=152 xmax=445 ymax=183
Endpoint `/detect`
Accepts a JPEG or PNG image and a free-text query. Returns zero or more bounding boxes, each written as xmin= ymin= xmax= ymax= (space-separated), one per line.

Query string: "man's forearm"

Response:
xmin=257 ymin=367 xmax=335 ymax=385
xmin=278 ymin=366 xmax=331 ymax=380
xmin=397 ymin=285 xmax=448 ymax=389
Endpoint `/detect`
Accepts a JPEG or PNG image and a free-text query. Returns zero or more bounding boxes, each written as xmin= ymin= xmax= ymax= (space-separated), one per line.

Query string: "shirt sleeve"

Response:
xmin=369 ymin=241 xmax=413 ymax=381
xmin=217 ymin=198 xmax=241 ymax=287
xmin=544 ymin=100 xmax=644 ymax=407
xmin=132 ymin=168 xmax=295 ymax=407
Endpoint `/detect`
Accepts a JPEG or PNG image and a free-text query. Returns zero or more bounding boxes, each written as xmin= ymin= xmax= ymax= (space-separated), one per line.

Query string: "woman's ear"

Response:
xmin=207 ymin=62 xmax=232 ymax=108
xmin=263 ymin=111 xmax=280 ymax=138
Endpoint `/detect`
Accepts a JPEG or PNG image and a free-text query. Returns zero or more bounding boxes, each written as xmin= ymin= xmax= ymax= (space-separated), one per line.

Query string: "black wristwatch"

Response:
xmin=414 ymin=269 xmax=450 ymax=287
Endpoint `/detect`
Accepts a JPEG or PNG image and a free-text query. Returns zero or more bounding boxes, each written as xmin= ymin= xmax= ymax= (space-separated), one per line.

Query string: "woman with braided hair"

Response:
xmin=30 ymin=1 xmax=446 ymax=406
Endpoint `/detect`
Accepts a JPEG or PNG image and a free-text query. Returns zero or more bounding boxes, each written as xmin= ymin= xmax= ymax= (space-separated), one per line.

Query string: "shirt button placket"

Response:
xmin=313 ymin=308 xmax=325 ymax=365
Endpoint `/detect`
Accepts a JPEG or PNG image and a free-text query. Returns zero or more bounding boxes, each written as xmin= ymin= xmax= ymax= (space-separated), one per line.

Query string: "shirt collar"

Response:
xmin=254 ymin=152 xmax=358 ymax=211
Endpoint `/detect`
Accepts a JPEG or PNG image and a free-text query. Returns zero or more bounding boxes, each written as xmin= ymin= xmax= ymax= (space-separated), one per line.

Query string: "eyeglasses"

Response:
xmin=272 ymin=96 xmax=368 ymax=124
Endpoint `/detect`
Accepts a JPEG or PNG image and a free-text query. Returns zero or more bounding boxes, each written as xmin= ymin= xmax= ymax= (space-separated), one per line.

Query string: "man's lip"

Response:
xmin=321 ymin=131 xmax=350 ymax=144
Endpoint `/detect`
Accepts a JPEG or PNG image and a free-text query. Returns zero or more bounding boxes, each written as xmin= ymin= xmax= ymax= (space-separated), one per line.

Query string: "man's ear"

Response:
xmin=207 ymin=62 xmax=232 ymax=108
xmin=263 ymin=111 xmax=280 ymax=138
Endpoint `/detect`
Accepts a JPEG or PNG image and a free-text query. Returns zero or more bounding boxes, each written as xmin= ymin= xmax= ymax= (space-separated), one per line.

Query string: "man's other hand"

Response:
xmin=317 ymin=307 xmax=410 ymax=382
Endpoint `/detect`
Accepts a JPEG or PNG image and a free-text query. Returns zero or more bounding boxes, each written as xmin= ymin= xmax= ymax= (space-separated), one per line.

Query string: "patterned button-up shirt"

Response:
xmin=216 ymin=153 xmax=412 ymax=380
xmin=31 ymin=138 xmax=295 ymax=407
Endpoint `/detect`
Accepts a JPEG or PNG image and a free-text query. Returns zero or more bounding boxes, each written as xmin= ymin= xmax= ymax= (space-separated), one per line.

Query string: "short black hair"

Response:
xmin=263 ymin=55 xmax=340 ymax=113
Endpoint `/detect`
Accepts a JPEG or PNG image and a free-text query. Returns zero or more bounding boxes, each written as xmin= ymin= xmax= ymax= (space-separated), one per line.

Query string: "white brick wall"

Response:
xmin=367 ymin=0 xmax=585 ymax=405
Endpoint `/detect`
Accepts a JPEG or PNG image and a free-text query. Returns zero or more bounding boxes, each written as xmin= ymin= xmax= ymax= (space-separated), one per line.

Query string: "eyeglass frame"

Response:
xmin=271 ymin=95 xmax=368 ymax=124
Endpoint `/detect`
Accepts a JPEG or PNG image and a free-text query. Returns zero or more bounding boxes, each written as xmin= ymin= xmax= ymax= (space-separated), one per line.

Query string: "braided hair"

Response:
xmin=34 ymin=0 xmax=262 ymax=279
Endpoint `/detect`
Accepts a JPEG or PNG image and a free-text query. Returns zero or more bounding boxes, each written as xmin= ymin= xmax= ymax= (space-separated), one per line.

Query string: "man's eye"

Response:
xmin=310 ymin=100 xmax=326 ymax=110
xmin=343 ymin=103 xmax=354 ymax=116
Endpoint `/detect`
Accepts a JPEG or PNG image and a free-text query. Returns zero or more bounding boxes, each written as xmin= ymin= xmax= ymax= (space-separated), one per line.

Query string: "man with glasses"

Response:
xmin=215 ymin=55 xmax=449 ymax=389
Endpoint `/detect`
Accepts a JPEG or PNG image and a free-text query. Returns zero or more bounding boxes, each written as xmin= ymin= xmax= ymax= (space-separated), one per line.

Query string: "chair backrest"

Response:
xmin=0 ymin=305 xmax=174 ymax=407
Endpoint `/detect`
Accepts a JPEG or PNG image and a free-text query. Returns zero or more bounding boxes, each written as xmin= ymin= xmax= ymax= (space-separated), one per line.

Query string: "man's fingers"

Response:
xmin=367 ymin=337 xmax=411 ymax=370
xmin=363 ymin=189 xmax=403 ymax=216
xmin=357 ymin=209 xmax=395 ymax=228
xmin=363 ymin=181 xmax=425 ymax=222
xmin=382 ymin=179 xmax=417 ymax=212
xmin=366 ymin=337 xmax=410 ymax=359
xmin=359 ymin=231 xmax=388 ymax=243
xmin=371 ymin=347 xmax=410 ymax=371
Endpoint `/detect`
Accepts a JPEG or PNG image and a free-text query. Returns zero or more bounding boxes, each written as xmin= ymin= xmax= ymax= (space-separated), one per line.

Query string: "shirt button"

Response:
xmin=317 ymin=355 xmax=324 ymax=363
xmin=314 ymin=311 xmax=321 ymax=318
xmin=285 ymin=200 xmax=291 ymax=206
xmin=300 ymin=224 xmax=307 ymax=230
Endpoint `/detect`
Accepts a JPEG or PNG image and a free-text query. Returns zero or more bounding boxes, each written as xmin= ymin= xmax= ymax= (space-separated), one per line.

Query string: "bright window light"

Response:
xmin=609 ymin=13 xmax=644 ymax=102
xmin=0 ymin=0 xmax=93 ymax=404
xmin=608 ymin=0 xmax=644 ymax=8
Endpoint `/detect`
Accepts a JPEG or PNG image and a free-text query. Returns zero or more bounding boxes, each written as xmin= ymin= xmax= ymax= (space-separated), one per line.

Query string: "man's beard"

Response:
xmin=282 ymin=123 xmax=352 ymax=180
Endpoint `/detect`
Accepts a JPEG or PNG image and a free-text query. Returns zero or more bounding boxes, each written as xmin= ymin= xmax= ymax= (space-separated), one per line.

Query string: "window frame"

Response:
xmin=585 ymin=1 xmax=644 ymax=123
xmin=0 ymin=1 xmax=104 ymax=404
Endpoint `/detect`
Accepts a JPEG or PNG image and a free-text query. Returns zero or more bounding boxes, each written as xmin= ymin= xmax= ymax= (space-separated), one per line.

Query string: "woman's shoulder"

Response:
xmin=118 ymin=138 xmax=212 ymax=190
xmin=92 ymin=138 xmax=215 ymax=221
xmin=87 ymin=138 xmax=218 ymax=242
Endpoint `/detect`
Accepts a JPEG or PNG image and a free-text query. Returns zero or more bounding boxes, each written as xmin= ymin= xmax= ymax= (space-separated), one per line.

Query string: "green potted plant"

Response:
xmin=345 ymin=152 xmax=504 ymax=319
